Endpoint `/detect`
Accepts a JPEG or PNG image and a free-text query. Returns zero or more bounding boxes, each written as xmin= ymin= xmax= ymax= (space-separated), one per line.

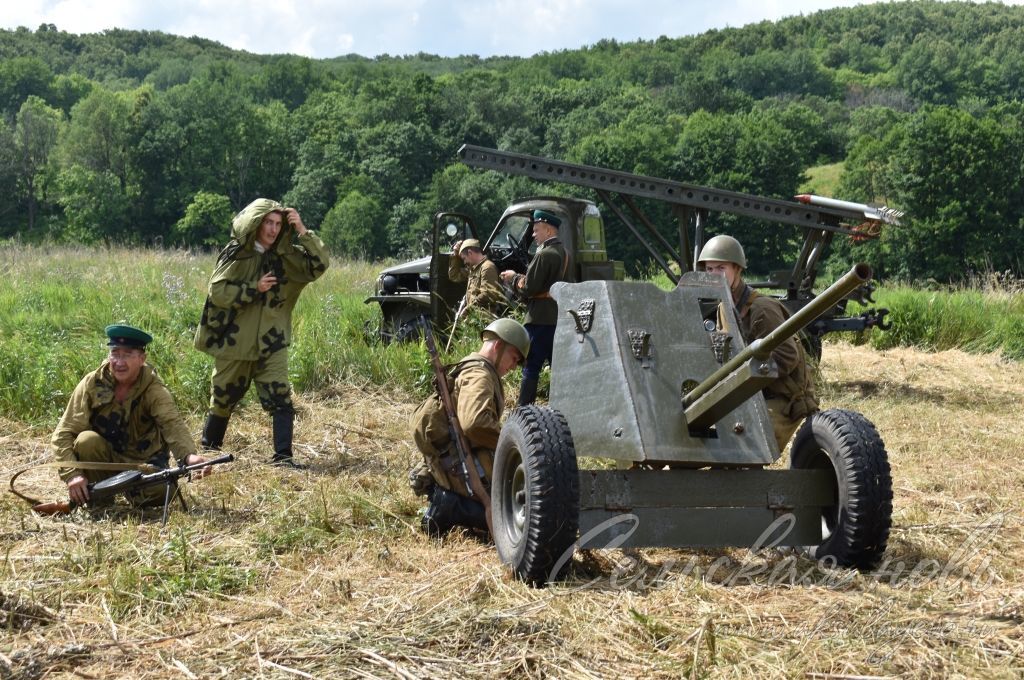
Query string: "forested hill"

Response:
xmin=1 ymin=0 xmax=1022 ymax=281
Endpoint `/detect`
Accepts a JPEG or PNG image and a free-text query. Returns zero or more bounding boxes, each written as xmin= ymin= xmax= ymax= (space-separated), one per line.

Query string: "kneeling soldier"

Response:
xmin=409 ymin=318 xmax=530 ymax=536
xmin=52 ymin=325 xmax=210 ymax=509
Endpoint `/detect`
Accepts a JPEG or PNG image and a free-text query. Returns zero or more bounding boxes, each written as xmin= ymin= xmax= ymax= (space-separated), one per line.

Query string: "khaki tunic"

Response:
xmin=733 ymin=281 xmax=819 ymax=448
xmin=448 ymin=256 xmax=505 ymax=315
xmin=410 ymin=353 xmax=504 ymax=496
xmin=517 ymin=237 xmax=567 ymax=325
xmin=194 ymin=199 xmax=330 ymax=361
xmin=51 ymin=362 xmax=197 ymax=482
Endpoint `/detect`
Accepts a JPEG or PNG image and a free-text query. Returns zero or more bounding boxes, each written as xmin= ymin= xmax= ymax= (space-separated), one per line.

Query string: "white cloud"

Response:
xmin=4 ymin=0 xmax=1024 ymax=59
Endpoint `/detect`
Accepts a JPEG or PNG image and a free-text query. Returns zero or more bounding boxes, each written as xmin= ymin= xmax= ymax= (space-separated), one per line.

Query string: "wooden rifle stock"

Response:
xmin=421 ymin=315 xmax=494 ymax=534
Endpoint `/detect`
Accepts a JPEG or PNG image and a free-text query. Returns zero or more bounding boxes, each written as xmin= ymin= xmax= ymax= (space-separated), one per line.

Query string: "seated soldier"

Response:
xmin=52 ymin=325 xmax=210 ymax=509
xmin=408 ymin=318 xmax=530 ymax=536
xmin=448 ymin=238 xmax=507 ymax=323
xmin=696 ymin=235 xmax=819 ymax=451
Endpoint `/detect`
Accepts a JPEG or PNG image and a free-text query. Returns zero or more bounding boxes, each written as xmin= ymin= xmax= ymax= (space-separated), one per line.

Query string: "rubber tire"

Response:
xmin=491 ymin=405 xmax=580 ymax=586
xmin=789 ymin=408 xmax=893 ymax=570
xmin=395 ymin=317 xmax=427 ymax=343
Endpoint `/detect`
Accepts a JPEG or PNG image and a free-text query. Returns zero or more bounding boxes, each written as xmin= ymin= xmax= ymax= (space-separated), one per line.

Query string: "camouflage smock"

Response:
xmin=734 ymin=281 xmax=819 ymax=420
xmin=448 ymin=256 xmax=505 ymax=313
xmin=194 ymin=199 xmax=330 ymax=360
xmin=51 ymin=362 xmax=197 ymax=482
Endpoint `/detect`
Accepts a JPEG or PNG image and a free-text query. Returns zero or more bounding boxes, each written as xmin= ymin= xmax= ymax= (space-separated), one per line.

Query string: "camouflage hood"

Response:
xmin=231 ymin=198 xmax=293 ymax=253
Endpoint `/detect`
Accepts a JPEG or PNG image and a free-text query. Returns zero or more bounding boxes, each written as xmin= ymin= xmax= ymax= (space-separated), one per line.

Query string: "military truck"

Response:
xmin=490 ymin=263 xmax=893 ymax=585
xmin=364 ymin=195 xmax=624 ymax=342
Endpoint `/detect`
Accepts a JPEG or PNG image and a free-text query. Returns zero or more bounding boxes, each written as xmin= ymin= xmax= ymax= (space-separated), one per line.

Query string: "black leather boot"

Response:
xmin=201 ymin=413 xmax=229 ymax=450
xmin=518 ymin=376 xmax=539 ymax=406
xmin=421 ymin=487 xmax=488 ymax=536
xmin=271 ymin=408 xmax=305 ymax=469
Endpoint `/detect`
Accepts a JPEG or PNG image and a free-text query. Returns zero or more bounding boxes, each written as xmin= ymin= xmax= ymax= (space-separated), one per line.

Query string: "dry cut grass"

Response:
xmin=2 ymin=342 xmax=1023 ymax=678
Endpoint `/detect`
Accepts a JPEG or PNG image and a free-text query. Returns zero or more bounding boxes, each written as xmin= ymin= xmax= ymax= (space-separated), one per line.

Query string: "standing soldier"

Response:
xmin=194 ymin=198 xmax=330 ymax=468
xmin=448 ymin=238 xmax=506 ymax=322
xmin=53 ymin=325 xmax=211 ymax=508
xmin=696 ymin=235 xmax=819 ymax=451
xmin=409 ymin=318 xmax=530 ymax=535
xmin=499 ymin=209 xmax=567 ymax=406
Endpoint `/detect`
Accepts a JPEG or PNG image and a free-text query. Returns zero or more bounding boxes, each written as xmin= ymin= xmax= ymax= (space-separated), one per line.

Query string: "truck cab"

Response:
xmin=365 ymin=196 xmax=624 ymax=342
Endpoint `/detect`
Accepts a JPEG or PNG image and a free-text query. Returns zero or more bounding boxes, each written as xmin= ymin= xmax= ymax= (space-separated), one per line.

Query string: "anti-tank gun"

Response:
xmin=489 ymin=265 xmax=893 ymax=585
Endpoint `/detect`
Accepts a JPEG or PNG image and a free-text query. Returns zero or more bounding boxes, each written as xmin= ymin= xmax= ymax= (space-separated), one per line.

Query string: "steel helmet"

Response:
xmin=697 ymin=235 xmax=747 ymax=270
xmin=481 ymin=318 xmax=531 ymax=359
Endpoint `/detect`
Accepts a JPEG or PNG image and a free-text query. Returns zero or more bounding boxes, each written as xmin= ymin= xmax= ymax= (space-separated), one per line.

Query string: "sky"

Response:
xmin=2 ymin=0 xmax=1021 ymax=60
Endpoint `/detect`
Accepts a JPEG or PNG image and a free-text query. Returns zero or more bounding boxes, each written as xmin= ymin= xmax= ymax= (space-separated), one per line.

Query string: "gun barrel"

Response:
xmin=683 ymin=263 xmax=872 ymax=408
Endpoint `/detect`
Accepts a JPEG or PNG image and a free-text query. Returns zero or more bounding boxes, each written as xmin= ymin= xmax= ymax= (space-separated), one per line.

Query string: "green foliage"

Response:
xmin=0 ymin=3 xmax=1023 ymax=284
xmin=175 ymin=191 xmax=234 ymax=246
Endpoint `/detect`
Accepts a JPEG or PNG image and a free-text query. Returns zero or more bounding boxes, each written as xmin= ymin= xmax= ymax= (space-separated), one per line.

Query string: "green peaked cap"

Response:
xmin=532 ymin=209 xmax=561 ymax=228
xmin=105 ymin=324 xmax=152 ymax=349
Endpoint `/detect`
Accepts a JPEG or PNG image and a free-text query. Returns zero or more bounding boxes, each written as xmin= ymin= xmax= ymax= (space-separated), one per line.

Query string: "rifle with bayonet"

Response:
xmin=420 ymin=315 xmax=494 ymax=534
xmin=16 ymin=454 xmax=234 ymax=526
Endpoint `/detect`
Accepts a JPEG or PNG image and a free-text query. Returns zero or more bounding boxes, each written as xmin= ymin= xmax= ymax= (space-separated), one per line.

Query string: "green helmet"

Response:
xmin=481 ymin=318 xmax=531 ymax=358
xmin=697 ymin=235 xmax=747 ymax=270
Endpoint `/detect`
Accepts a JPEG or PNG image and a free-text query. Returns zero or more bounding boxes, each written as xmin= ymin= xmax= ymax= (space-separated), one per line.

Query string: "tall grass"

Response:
xmin=2 ymin=244 xmax=1021 ymax=425
xmin=0 ymin=244 xmax=441 ymax=426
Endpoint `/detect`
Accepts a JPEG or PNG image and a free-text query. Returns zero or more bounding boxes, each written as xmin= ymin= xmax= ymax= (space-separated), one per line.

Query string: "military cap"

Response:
xmin=697 ymin=234 xmax=747 ymax=270
xmin=532 ymin=210 xmax=562 ymax=228
xmin=458 ymin=238 xmax=482 ymax=253
xmin=105 ymin=324 xmax=152 ymax=349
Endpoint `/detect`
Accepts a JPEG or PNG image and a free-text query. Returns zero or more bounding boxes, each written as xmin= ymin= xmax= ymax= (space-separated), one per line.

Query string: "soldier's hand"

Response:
xmin=452 ymin=240 xmax=462 ymax=254
xmin=67 ymin=475 xmax=89 ymax=505
xmin=257 ymin=272 xmax=278 ymax=292
xmin=500 ymin=270 xmax=515 ymax=283
xmin=284 ymin=208 xmax=308 ymax=236
xmin=184 ymin=454 xmax=213 ymax=479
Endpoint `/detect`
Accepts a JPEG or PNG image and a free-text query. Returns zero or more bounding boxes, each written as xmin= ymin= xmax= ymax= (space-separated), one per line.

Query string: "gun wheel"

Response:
xmin=491 ymin=405 xmax=579 ymax=586
xmin=789 ymin=408 xmax=893 ymax=570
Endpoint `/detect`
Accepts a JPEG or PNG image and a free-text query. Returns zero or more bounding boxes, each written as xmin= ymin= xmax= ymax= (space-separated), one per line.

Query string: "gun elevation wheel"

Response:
xmin=789 ymin=408 xmax=893 ymax=570
xmin=491 ymin=405 xmax=580 ymax=586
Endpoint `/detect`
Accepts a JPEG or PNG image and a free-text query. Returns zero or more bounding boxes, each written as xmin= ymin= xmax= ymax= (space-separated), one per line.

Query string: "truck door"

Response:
xmin=430 ymin=212 xmax=479 ymax=333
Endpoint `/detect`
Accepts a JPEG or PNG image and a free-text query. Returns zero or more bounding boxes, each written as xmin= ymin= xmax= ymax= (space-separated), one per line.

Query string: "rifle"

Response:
xmin=28 ymin=454 xmax=234 ymax=526
xmin=420 ymin=315 xmax=494 ymax=534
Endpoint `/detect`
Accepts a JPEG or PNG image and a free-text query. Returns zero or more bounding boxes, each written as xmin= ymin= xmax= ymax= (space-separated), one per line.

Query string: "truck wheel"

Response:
xmin=789 ymin=408 xmax=892 ymax=570
xmin=491 ymin=405 xmax=580 ymax=586
xmin=395 ymin=317 xmax=427 ymax=343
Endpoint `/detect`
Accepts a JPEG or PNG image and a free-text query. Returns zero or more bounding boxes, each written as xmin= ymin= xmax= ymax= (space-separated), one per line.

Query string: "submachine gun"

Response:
xmin=458 ymin=144 xmax=903 ymax=345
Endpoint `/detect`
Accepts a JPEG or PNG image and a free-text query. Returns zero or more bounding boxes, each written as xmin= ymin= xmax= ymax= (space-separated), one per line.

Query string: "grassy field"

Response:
xmin=2 ymin=246 xmax=1024 ymax=677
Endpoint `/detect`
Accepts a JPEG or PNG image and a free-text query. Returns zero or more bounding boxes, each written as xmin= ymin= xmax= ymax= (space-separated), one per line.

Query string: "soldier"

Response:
xmin=499 ymin=209 xmax=567 ymax=406
xmin=448 ymin=238 xmax=506 ymax=321
xmin=53 ymin=325 xmax=211 ymax=508
xmin=409 ymin=318 xmax=530 ymax=536
xmin=696 ymin=235 xmax=819 ymax=451
xmin=194 ymin=198 xmax=330 ymax=468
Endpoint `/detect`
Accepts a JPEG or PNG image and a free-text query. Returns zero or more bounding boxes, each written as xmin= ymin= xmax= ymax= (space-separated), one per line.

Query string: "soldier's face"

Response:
xmin=108 ymin=348 xmax=146 ymax=386
xmin=703 ymin=261 xmax=741 ymax=288
xmin=496 ymin=345 xmax=523 ymax=377
xmin=257 ymin=212 xmax=283 ymax=248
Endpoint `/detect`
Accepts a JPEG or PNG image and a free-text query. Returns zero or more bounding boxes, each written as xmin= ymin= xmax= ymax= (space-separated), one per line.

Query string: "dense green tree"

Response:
xmin=320 ymin=189 xmax=387 ymax=258
xmin=13 ymin=96 xmax=64 ymax=232
xmin=174 ymin=191 xmax=234 ymax=246
xmin=0 ymin=57 xmax=53 ymax=114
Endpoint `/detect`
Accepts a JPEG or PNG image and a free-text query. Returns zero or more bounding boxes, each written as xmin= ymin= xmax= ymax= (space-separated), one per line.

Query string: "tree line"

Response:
xmin=1 ymin=0 xmax=1022 ymax=282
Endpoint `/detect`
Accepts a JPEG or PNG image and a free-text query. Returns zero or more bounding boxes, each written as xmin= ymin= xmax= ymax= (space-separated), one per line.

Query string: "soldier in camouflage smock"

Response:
xmin=53 ymin=325 xmax=211 ymax=508
xmin=194 ymin=198 xmax=330 ymax=467
xmin=697 ymin=235 xmax=819 ymax=452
